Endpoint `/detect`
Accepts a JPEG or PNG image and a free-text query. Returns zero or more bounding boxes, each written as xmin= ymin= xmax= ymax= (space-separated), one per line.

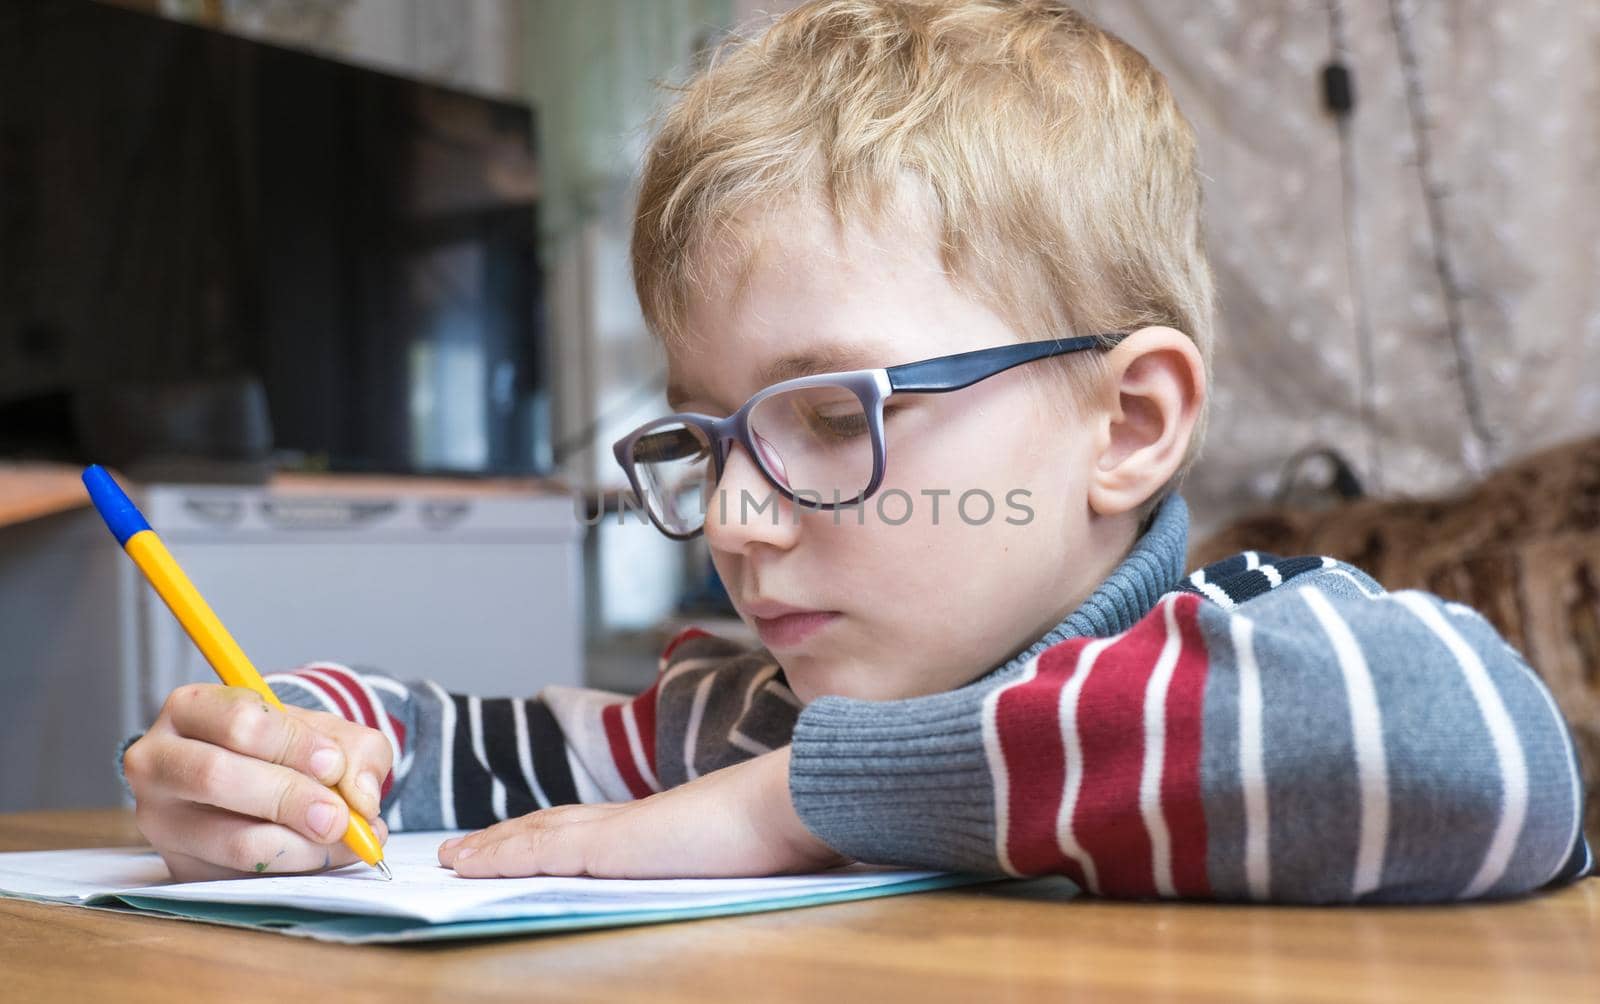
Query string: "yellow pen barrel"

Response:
xmin=123 ymin=529 xmax=387 ymax=869
xmin=124 ymin=531 xmax=282 ymax=706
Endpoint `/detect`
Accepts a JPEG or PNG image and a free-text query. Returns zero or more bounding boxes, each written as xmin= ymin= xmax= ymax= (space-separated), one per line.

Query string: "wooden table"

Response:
xmin=2 ymin=810 xmax=1596 ymax=1003
xmin=0 ymin=465 xmax=574 ymax=532
xmin=0 ymin=463 xmax=91 ymax=529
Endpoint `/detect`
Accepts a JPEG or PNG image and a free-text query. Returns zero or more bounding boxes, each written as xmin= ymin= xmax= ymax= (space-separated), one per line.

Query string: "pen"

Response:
xmin=82 ymin=465 xmax=392 ymax=880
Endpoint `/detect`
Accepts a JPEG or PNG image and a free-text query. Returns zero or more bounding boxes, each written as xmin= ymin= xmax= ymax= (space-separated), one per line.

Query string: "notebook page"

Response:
xmin=113 ymin=832 xmax=946 ymax=925
xmin=0 ymin=846 xmax=170 ymax=903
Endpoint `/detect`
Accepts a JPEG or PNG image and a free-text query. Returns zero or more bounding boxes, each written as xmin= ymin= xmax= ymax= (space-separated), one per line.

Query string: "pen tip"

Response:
xmin=376 ymin=860 xmax=394 ymax=881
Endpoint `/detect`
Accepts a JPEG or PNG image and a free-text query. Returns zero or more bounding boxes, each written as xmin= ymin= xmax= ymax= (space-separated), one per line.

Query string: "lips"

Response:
xmin=742 ymin=598 xmax=841 ymax=648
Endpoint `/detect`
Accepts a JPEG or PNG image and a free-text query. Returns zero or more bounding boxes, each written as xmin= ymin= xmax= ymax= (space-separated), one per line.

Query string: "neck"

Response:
xmin=995 ymin=493 xmax=1191 ymax=677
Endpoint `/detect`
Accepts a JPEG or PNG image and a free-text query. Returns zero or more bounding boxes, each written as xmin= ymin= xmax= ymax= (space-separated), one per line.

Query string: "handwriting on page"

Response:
xmin=111 ymin=832 xmax=943 ymax=925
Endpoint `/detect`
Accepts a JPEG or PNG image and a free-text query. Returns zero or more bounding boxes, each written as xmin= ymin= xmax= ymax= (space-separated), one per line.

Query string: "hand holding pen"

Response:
xmin=86 ymin=466 xmax=394 ymax=882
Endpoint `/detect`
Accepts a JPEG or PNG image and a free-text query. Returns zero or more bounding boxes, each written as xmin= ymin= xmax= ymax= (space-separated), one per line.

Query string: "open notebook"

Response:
xmin=0 ymin=831 xmax=989 ymax=943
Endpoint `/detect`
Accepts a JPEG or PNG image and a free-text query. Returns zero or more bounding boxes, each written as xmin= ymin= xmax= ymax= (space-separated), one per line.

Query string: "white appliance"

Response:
xmin=137 ymin=484 xmax=584 ymax=706
xmin=0 ymin=482 xmax=583 ymax=811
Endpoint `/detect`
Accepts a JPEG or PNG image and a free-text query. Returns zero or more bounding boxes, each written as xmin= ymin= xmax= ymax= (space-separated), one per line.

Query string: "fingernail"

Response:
xmin=308 ymin=801 xmax=339 ymax=838
xmin=309 ymin=746 xmax=341 ymax=779
xmin=357 ymin=771 xmax=380 ymax=804
xmin=455 ymin=847 xmax=477 ymax=862
xmin=440 ymin=837 xmax=461 ymax=853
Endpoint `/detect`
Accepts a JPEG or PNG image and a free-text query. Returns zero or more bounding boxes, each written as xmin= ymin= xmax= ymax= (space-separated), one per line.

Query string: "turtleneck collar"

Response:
xmin=992 ymin=492 xmax=1191 ymax=678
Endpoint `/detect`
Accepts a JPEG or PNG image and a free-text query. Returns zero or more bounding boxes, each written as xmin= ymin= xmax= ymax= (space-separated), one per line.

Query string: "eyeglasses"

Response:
xmin=612 ymin=334 xmax=1124 ymax=539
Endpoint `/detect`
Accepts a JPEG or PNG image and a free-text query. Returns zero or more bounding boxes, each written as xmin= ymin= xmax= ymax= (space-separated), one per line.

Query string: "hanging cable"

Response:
xmin=1387 ymin=0 xmax=1497 ymax=471
xmin=1323 ymin=0 xmax=1385 ymax=494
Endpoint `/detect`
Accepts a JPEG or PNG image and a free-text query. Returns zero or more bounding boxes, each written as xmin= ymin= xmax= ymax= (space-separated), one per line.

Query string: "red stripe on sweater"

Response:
xmin=995 ymin=642 xmax=1085 ymax=886
xmin=601 ymin=702 xmax=654 ymax=799
xmin=660 ymin=627 xmax=713 ymax=665
xmin=1161 ymin=594 xmax=1212 ymax=897
xmin=1070 ymin=603 xmax=1170 ymax=898
xmin=292 ymin=670 xmax=355 ymax=723
xmin=309 ymin=665 xmax=380 ymax=730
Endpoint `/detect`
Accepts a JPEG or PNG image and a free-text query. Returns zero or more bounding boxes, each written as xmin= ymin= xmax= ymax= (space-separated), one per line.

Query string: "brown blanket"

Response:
xmin=1193 ymin=436 xmax=1600 ymax=850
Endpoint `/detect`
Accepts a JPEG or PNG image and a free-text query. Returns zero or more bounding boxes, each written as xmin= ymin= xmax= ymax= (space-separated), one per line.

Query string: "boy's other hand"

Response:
xmin=437 ymin=746 xmax=845 ymax=879
xmin=123 ymin=683 xmax=392 ymax=882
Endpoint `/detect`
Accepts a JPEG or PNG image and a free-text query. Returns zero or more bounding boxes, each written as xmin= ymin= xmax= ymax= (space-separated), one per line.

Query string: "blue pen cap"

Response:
xmin=82 ymin=464 xmax=151 ymax=546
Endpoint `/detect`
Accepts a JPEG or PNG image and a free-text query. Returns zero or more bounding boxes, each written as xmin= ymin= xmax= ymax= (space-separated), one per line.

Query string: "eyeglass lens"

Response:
xmin=628 ymin=382 xmax=874 ymax=534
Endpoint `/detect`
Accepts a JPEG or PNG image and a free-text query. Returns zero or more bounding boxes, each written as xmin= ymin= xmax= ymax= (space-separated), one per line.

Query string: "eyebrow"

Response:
xmin=666 ymin=344 xmax=879 ymax=411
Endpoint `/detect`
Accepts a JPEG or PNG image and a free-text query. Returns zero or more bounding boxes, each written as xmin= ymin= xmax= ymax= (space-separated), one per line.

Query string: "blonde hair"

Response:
xmin=631 ymin=0 xmax=1214 ymax=489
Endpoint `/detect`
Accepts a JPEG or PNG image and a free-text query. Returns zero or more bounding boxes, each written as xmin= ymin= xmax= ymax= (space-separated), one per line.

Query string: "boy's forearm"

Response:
xmin=789 ymin=565 xmax=1592 ymax=902
xmin=268 ymin=662 xmax=747 ymax=831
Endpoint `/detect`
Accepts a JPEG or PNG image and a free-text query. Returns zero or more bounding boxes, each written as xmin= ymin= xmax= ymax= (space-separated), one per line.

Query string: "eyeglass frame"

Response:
xmin=611 ymin=333 xmax=1126 ymax=540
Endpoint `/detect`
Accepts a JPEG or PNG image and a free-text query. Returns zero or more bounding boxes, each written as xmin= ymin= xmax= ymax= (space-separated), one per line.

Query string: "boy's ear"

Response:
xmin=1086 ymin=326 xmax=1206 ymax=518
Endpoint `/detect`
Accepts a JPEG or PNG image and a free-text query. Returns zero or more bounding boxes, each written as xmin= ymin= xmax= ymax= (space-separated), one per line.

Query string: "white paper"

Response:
xmin=0 ymin=831 xmax=946 ymax=925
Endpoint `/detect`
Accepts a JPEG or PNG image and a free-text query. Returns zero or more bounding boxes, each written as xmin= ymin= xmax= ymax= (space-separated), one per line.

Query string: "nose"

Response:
xmin=703 ymin=440 xmax=802 ymax=555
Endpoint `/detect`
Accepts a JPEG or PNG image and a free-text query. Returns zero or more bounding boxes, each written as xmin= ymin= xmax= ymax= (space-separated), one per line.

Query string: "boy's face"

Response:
xmin=667 ymin=189 xmax=1137 ymax=703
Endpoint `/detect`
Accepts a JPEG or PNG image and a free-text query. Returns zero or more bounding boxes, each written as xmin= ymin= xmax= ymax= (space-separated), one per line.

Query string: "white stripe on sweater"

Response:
xmin=1188 ymin=568 xmax=1236 ymax=609
xmin=277 ymin=667 xmax=417 ymax=783
xmin=682 ymin=670 xmax=720 ymax=782
xmin=981 ymin=652 xmax=1043 ymax=877
xmin=728 ymin=730 xmax=773 ymax=757
xmin=723 ymin=665 xmax=783 ymax=761
xmin=466 ymin=696 xmax=507 ymax=821
xmin=764 ymin=680 xmax=803 ymax=709
xmin=326 ymin=666 xmax=409 ymax=781
xmin=1446 ymin=601 xmax=1580 ymax=876
xmin=1056 ymin=637 xmax=1115 ymax=895
xmin=297 ymin=665 xmax=407 ymax=778
xmin=1398 ymin=593 xmax=1529 ymax=898
xmin=1302 ymin=587 xmax=1390 ymax=897
xmin=294 ymin=666 xmax=376 ymax=729
xmin=423 ymin=681 xmax=457 ymax=830
xmin=367 ymin=673 xmax=418 ymax=782
xmin=1232 ymin=614 xmax=1271 ymax=900
xmin=1139 ymin=597 xmax=1183 ymax=897
xmin=1322 ymin=567 xmax=1385 ymax=600
xmin=367 ymin=676 xmax=408 ymax=699
xmin=511 ymin=699 xmax=551 ymax=810
xmin=337 ymin=665 xmax=404 ymax=768
xmin=566 ymin=748 xmax=607 ymax=803
xmin=738 ymin=664 xmax=782 ymax=720
xmin=622 ymin=699 xmax=660 ymax=793
xmin=263 ymin=673 xmax=343 ymax=716
xmin=1521 ymin=661 xmax=1586 ymax=887
xmin=540 ymin=686 xmax=638 ymax=802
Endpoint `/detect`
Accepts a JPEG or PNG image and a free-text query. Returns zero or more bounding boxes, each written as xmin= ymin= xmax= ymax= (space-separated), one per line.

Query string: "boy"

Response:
xmin=123 ymin=0 xmax=1590 ymax=901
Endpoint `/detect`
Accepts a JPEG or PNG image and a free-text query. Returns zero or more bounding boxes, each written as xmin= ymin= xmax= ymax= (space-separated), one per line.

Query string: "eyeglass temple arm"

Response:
xmin=884 ymin=334 xmax=1120 ymax=393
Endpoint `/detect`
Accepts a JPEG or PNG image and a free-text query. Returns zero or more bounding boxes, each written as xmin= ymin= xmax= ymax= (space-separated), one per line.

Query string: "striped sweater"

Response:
xmin=265 ymin=495 xmax=1593 ymax=902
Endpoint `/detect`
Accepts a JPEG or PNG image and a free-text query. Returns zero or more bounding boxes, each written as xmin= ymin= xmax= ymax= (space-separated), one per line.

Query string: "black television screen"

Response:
xmin=0 ymin=0 xmax=550 ymax=477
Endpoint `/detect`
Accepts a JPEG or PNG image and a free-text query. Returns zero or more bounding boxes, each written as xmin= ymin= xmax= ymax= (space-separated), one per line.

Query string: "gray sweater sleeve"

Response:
xmin=264 ymin=631 xmax=801 ymax=832
xmin=788 ymin=559 xmax=1592 ymax=902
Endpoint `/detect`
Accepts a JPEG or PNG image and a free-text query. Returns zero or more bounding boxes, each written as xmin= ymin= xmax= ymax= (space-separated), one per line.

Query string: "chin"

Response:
xmin=779 ymin=656 xmax=912 ymax=705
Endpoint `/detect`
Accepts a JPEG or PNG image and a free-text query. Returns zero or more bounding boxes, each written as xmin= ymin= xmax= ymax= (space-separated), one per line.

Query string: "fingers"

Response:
xmin=163 ymin=685 xmax=347 ymax=786
xmin=129 ymin=684 xmax=396 ymax=880
xmin=153 ymin=684 xmax=395 ymax=821
xmin=137 ymin=800 xmax=365 ymax=879
xmin=125 ymin=732 xmax=352 ymax=845
xmin=440 ymin=805 xmax=619 ymax=878
xmin=282 ymin=707 xmax=394 ymax=822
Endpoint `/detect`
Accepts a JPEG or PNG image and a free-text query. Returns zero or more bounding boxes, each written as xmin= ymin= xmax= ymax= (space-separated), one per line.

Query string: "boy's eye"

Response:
xmin=801 ymin=403 xmax=905 ymax=440
xmin=634 ymin=428 xmax=708 ymax=463
xmin=807 ymin=407 xmax=869 ymax=439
